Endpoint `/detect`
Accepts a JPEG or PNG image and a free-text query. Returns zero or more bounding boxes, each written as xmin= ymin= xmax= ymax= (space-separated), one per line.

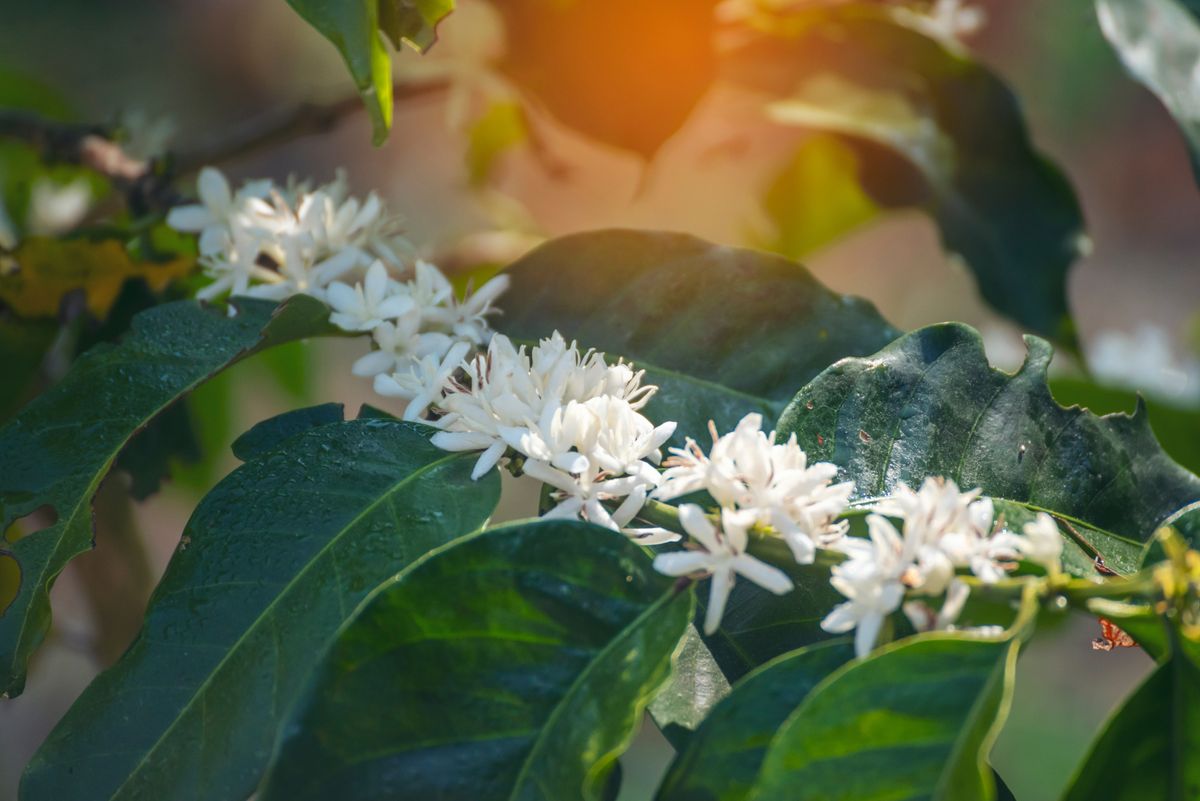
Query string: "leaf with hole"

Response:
xmin=0 ymin=295 xmax=341 ymax=695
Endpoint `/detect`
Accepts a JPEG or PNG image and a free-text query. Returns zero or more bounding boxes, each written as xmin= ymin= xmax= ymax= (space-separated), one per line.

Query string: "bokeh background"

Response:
xmin=0 ymin=0 xmax=1197 ymax=798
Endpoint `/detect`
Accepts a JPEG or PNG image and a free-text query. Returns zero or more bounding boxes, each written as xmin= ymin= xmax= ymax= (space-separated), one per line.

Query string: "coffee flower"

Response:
xmin=653 ymin=504 xmax=794 ymax=635
xmin=655 ymin=413 xmax=853 ymax=562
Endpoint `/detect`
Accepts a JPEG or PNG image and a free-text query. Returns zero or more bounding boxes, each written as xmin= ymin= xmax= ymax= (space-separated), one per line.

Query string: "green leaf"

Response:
xmin=0 ymin=295 xmax=340 ymax=695
xmin=379 ymin=0 xmax=454 ymax=51
xmin=755 ymin=134 xmax=880 ymax=260
xmin=0 ymin=316 xmax=55 ymax=421
xmin=656 ymin=639 xmax=853 ymax=801
xmin=495 ymin=0 xmax=719 ymax=158
xmin=286 ymin=0 xmax=453 ymax=144
xmin=776 ymin=324 xmax=1200 ymax=575
xmin=697 ymin=536 xmax=846 ymax=680
xmin=1097 ymin=0 xmax=1200 ymax=182
xmin=1061 ymin=650 xmax=1200 ymax=801
xmin=230 ymin=402 xmax=346 ymax=462
xmin=732 ymin=2 xmax=1086 ymax=346
xmin=1051 ymin=376 xmax=1200 ymax=476
xmin=259 ymin=520 xmax=694 ymax=801
xmin=21 ymin=419 xmax=499 ymax=801
xmin=497 ymin=229 xmax=901 ymax=449
xmin=467 ymin=101 xmax=530 ymax=186
xmin=752 ymin=634 xmax=1019 ymax=801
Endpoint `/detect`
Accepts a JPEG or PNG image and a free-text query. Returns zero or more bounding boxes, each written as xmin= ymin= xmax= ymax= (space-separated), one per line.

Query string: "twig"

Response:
xmin=0 ymin=79 xmax=450 ymax=212
xmin=172 ymin=79 xmax=449 ymax=175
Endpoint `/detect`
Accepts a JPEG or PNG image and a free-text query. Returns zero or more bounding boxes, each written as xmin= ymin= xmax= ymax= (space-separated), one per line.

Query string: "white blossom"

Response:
xmin=28 ymin=178 xmax=92 ymax=236
xmin=821 ymin=514 xmax=910 ymax=657
xmin=821 ymin=477 xmax=1030 ymax=657
xmin=374 ymin=340 xmax=472 ymax=421
xmin=326 ymin=261 xmax=415 ymax=331
xmin=656 ymin=413 xmax=852 ymax=563
xmin=654 ymin=505 xmax=794 ymax=635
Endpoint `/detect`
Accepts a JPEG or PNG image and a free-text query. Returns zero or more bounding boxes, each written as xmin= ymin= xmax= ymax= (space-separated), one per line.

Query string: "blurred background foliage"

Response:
xmin=0 ymin=0 xmax=1197 ymax=799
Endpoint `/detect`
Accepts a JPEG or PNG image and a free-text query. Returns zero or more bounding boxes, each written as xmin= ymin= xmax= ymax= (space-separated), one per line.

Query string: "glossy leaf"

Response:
xmin=0 ymin=295 xmax=340 ymax=695
xmin=753 ymin=635 xmax=1019 ymax=801
xmin=495 ymin=0 xmax=719 ymax=158
xmin=21 ymin=419 xmax=500 ymax=801
xmin=656 ymin=639 xmax=853 ymax=801
xmin=776 ymin=324 xmax=1200 ymax=575
xmin=732 ymin=2 xmax=1085 ymax=345
xmin=498 ymin=229 xmax=901 ymax=448
xmin=1097 ymin=0 xmax=1200 ymax=181
xmin=259 ymin=519 xmax=694 ymax=801
xmin=230 ymin=402 xmax=346 ymax=462
xmin=1051 ymin=376 xmax=1200 ymax=476
xmin=1061 ymin=650 xmax=1200 ymax=801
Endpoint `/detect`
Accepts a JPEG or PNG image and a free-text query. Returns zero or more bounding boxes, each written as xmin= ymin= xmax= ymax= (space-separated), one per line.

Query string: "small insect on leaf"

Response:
xmin=1092 ymin=618 xmax=1136 ymax=651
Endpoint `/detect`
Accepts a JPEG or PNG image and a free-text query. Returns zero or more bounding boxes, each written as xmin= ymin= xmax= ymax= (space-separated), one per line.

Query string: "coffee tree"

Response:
xmin=3 ymin=1 xmax=1200 ymax=799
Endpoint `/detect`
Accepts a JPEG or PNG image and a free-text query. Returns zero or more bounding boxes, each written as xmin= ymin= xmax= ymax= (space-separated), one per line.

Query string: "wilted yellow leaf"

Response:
xmin=0 ymin=236 xmax=193 ymax=319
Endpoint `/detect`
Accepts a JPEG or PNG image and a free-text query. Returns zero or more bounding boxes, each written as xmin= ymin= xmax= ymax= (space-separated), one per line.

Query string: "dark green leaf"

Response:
xmin=0 ymin=295 xmax=340 ymax=695
xmin=731 ymin=2 xmax=1085 ymax=345
xmin=753 ymin=635 xmax=1018 ymax=801
xmin=656 ymin=639 xmax=853 ymax=801
xmin=230 ymin=402 xmax=345 ymax=462
xmin=498 ymin=229 xmax=901 ymax=449
xmin=21 ymin=419 xmax=499 ymax=801
xmin=1051 ymin=377 xmax=1200 ymax=476
xmin=259 ymin=520 xmax=694 ymax=801
xmin=776 ymin=324 xmax=1200 ymax=575
xmin=1061 ymin=649 xmax=1200 ymax=801
xmin=379 ymin=0 xmax=454 ymax=51
xmin=495 ymin=0 xmax=719 ymax=158
xmin=1097 ymin=0 xmax=1200 ymax=182
xmin=0 ymin=316 xmax=54 ymax=420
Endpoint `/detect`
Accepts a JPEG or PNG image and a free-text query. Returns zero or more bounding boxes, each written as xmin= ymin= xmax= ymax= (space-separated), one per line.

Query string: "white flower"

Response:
xmin=374 ymin=340 xmax=471 ymax=420
xmin=28 ymin=178 xmax=91 ymax=236
xmin=821 ymin=514 xmax=909 ymax=657
xmin=428 ymin=332 xmax=658 ymax=480
xmin=326 ymin=261 xmax=415 ymax=331
xmin=168 ymin=167 xmax=413 ymax=305
xmin=656 ymin=413 xmax=853 ymax=563
xmin=654 ymin=505 xmax=794 ymax=635
xmin=872 ymin=477 xmax=1006 ymax=587
xmin=990 ymin=512 xmax=1063 ymax=576
xmin=903 ymin=578 xmax=970 ymax=633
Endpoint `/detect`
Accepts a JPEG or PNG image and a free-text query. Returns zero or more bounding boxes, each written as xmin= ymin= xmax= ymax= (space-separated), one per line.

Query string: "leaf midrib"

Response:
xmin=106 ymin=446 xmax=467 ymax=801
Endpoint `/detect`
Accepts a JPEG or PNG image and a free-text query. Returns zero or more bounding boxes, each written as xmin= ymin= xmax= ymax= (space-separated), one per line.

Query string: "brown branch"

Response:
xmin=0 ymin=79 xmax=450 ymax=212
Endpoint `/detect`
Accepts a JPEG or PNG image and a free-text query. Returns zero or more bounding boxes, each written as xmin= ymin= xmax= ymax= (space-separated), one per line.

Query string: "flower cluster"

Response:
xmin=169 ymin=167 xmax=511 ymax=415
xmin=652 ymin=413 xmax=854 ymax=634
xmin=821 ymin=478 xmax=1063 ymax=657
xmin=167 ymin=167 xmax=412 ymax=302
xmin=398 ymin=332 xmax=678 ymax=537
xmin=168 ymin=170 xmax=1070 ymax=661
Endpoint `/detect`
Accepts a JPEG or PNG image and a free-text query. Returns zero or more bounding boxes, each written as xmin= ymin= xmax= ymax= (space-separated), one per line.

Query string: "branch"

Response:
xmin=0 ymin=80 xmax=450 ymax=212
xmin=172 ymin=80 xmax=449 ymax=175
